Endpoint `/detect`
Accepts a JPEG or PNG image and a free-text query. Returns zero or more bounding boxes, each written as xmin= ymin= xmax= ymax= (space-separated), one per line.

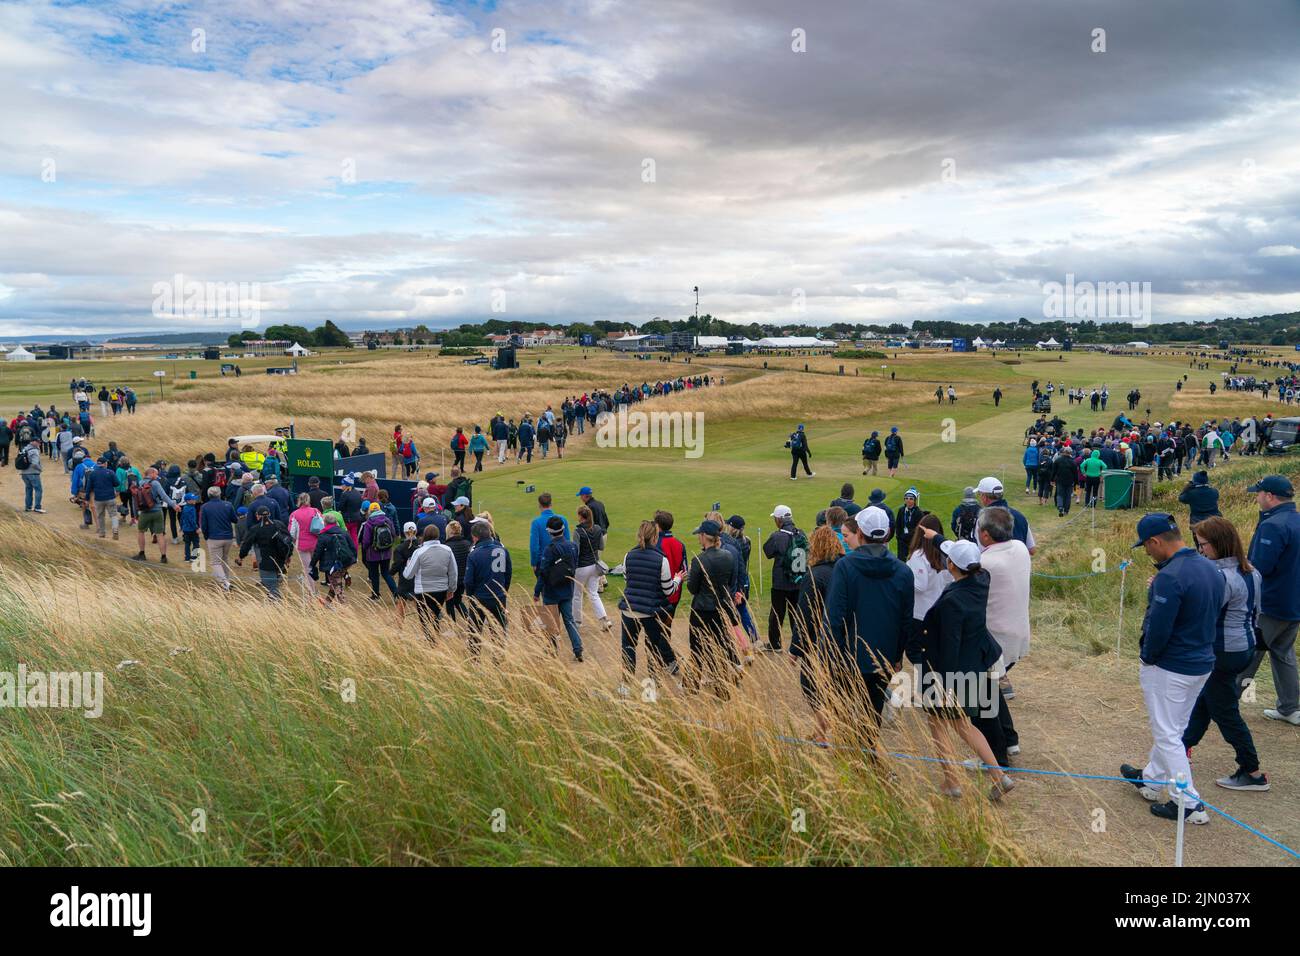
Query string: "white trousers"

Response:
xmin=497 ymin=439 xmax=508 ymax=463
xmin=572 ymin=564 xmax=607 ymax=625
xmin=1140 ymin=663 xmax=1209 ymax=803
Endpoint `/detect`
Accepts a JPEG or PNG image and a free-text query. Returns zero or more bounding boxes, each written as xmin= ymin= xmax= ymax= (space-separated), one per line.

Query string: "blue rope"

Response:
xmin=683 ymin=719 xmax=1300 ymax=860
xmin=1032 ymin=559 xmax=1131 ymax=581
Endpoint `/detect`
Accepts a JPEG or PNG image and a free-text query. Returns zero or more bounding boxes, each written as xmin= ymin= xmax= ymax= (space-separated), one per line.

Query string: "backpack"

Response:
xmin=542 ymin=543 xmax=575 ymax=589
xmin=954 ymin=503 xmax=980 ymax=542
xmin=265 ymin=524 xmax=294 ymax=565
xmin=14 ymin=449 xmax=30 ymax=471
xmin=885 ymin=435 xmax=901 ymax=455
xmin=790 ymin=430 xmax=805 ymax=451
xmin=131 ymin=479 xmax=155 ymax=511
xmin=372 ymin=520 xmax=395 ymax=551
xmin=212 ymin=467 xmax=228 ymax=489
xmin=863 ymin=437 xmax=880 ymax=458
xmin=325 ymin=531 xmax=356 ymax=571
xmin=309 ymin=512 xmax=325 ymax=535
xmin=17 ymin=424 xmax=33 ymax=444
xmin=780 ymin=528 xmax=810 ymax=586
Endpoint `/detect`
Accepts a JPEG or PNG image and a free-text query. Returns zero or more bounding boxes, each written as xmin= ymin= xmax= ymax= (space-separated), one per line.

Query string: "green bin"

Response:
xmin=1102 ymin=469 xmax=1133 ymax=510
xmin=189 ymin=370 xmax=197 ymax=380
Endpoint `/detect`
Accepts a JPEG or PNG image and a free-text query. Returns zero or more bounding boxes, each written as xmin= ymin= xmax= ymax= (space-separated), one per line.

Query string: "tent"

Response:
xmin=285 ymin=342 xmax=311 ymax=356
xmin=756 ymin=336 xmax=824 ymax=349
xmin=5 ymin=345 xmax=35 ymax=362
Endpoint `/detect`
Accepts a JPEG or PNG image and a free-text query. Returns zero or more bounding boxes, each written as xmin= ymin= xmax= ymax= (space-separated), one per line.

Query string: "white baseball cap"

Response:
xmin=940 ymin=538 xmax=982 ymax=570
xmin=421 ymin=497 xmax=437 ymax=509
xmin=854 ymin=506 xmax=891 ymax=540
xmin=975 ymin=477 xmax=1004 ymax=496
xmin=770 ymin=505 xmax=792 ymax=519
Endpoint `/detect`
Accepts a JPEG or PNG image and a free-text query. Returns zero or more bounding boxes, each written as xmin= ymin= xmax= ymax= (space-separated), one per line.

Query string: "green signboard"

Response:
xmin=285 ymin=439 xmax=332 ymax=479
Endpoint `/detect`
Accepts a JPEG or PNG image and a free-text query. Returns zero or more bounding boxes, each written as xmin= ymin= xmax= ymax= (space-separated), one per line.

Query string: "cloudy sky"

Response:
xmin=2 ymin=0 xmax=1299 ymax=337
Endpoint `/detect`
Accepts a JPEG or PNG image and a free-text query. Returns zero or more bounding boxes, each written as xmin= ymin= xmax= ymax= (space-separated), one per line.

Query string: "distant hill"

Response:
xmin=103 ymin=332 xmax=236 ymax=345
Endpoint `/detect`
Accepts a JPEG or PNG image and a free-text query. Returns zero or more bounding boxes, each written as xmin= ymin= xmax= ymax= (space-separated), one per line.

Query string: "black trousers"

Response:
xmin=790 ymin=450 xmax=812 ymax=477
xmin=686 ymin=607 xmax=739 ymax=695
xmin=0 ymin=442 xmax=9 ymax=465
xmin=767 ymin=587 xmax=800 ymax=650
xmin=620 ymin=611 xmax=677 ymax=678
xmin=1184 ymin=651 xmax=1259 ymax=774
xmin=473 ymin=451 xmax=484 ymax=472
xmin=1084 ymin=476 xmax=1101 ymax=505
xmin=998 ymin=662 xmax=1018 ymax=748
xmin=453 ymin=449 xmax=466 ymax=470
xmin=414 ymin=593 xmax=444 ymax=641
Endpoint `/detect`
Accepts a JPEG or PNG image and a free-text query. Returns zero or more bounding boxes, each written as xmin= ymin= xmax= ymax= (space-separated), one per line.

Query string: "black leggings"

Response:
xmin=767 ymin=587 xmax=800 ymax=650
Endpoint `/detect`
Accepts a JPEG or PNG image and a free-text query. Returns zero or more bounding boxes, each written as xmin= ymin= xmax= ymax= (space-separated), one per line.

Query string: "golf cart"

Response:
xmin=1032 ymin=394 xmax=1052 ymax=414
xmin=1266 ymin=417 xmax=1300 ymax=455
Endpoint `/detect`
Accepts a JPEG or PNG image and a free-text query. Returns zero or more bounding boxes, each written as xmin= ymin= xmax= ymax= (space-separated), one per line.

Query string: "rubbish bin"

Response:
xmin=1102 ymin=469 xmax=1134 ymax=510
xmin=189 ymin=370 xmax=197 ymax=380
xmin=1129 ymin=466 xmax=1154 ymax=507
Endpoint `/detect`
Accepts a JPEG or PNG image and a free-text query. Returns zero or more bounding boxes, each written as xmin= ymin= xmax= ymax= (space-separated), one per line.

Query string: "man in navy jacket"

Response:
xmin=1122 ymin=513 xmax=1223 ymax=825
xmin=824 ymin=507 xmax=914 ymax=727
xmin=463 ymin=521 xmax=512 ymax=635
xmin=200 ymin=486 xmax=239 ymax=590
xmin=1239 ymin=475 xmax=1300 ymax=723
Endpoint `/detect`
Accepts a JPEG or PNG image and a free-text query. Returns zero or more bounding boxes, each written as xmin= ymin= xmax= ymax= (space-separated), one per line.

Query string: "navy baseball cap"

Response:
xmin=1246 ymin=475 xmax=1294 ymax=497
xmin=691 ymin=519 xmax=722 ymax=536
xmin=726 ymin=514 xmax=745 ymax=529
xmin=1132 ymin=512 xmax=1180 ymax=548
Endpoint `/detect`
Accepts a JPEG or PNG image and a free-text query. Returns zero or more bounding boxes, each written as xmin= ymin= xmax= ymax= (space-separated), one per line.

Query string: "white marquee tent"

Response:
xmin=5 ymin=345 xmax=35 ymax=362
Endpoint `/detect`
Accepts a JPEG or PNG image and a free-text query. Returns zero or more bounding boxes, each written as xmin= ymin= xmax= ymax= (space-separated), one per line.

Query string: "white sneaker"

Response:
xmin=1264 ymin=709 xmax=1300 ymax=725
xmin=1006 ymin=744 xmax=1021 ymax=756
xmin=807 ymin=472 xmax=816 ymax=477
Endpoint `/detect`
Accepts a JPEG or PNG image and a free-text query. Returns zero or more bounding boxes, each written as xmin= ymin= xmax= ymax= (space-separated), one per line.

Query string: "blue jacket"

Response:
xmin=1140 ymin=548 xmax=1223 ymax=676
xmin=87 ymin=465 xmax=118 ymax=501
xmin=517 ymin=422 xmax=535 ymax=447
xmin=529 ymin=509 xmax=570 ymax=569
xmin=1023 ymin=445 xmax=1040 ymax=468
xmin=1249 ymin=501 xmax=1300 ymax=620
xmin=180 ymin=504 xmax=200 ymax=533
xmin=70 ymin=459 xmax=94 ymax=497
xmin=985 ymin=497 xmax=1031 ymax=547
xmin=621 ymin=545 xmax=673 ymax=616
xmin=539 ymin=539 xmax=578 ymax=603
xmin=1178 ymin=482 xmax=1221 ymax=525
xmin=825 ymin=544 xmax=914 ymax=676
xmin=416 ymin=510 xmax=448 ymax=540
xmin=463 ymin=538 xmax=512 ymax=606
xmin=200 ymin=499 xmax=238 ymax=540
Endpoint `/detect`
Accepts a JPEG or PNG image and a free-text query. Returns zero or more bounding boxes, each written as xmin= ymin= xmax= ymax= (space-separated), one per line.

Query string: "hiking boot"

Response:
xmin=132 ymin=552 xmax=147 ymax=561
xmin=1263 ymin=709 xmax=1300 ymax=725
xmin=1150 ymin=800 xmax=1208 ymax=825
xmin=1215 ymin=770 xmax=1270 ymax=791
xmin=159 ymin=555 xmax=168 ymax=564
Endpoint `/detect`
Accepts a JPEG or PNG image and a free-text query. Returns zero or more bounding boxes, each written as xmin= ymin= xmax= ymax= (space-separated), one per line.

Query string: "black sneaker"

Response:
xmin=1120 ymin=763 xmax=1162 ymax=801
xmin=1150 ymin=800 xmax=1208 ymax=825
xmin=1215 ymin=770 xmax=1270 ymax=792
xmin=574 ymin=652 xmax=584 ymax=663
xmin=159 ymin=555 xmax=168 ymax=564
xmin=132 ymin=552 xmax=147 ymax=561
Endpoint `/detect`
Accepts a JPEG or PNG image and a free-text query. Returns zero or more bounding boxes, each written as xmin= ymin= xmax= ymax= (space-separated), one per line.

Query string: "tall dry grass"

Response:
xmin=0 ymin=512 xmax=1025 ymax=866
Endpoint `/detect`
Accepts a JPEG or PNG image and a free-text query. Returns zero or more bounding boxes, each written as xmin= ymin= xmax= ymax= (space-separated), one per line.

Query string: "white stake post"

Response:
xmin=1116 ymin=560 xmax=1129 ymax=656
xmin=1174 ymin=772 xmax=1188 ymax=867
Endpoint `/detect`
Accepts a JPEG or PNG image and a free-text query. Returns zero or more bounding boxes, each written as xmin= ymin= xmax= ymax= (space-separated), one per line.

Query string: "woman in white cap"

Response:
xmin=912 ymin=538 xmax=1015 ymax=801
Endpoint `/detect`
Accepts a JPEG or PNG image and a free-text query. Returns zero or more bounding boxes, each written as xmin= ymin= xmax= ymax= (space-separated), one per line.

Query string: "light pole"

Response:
xmin=693 ymin=286 xmax=699 ymax=320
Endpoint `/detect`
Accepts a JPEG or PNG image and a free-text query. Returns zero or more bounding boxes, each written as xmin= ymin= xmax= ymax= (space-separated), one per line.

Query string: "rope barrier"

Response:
xmin=679 ymin=716 xmax=1300 ymax=864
